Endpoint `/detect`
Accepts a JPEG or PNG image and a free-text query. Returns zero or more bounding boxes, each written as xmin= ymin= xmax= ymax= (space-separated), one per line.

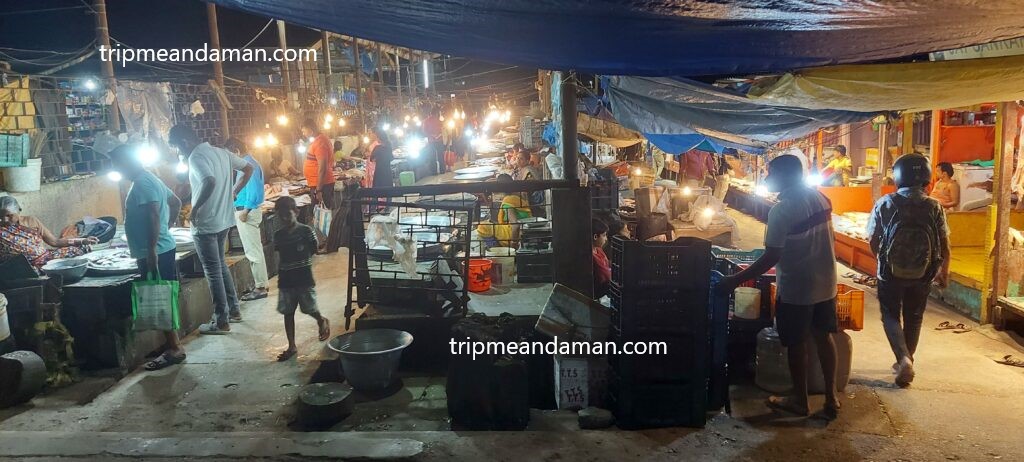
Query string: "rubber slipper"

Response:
xmin=765 ymin=396 xmax=809 ymax=416
xmin=277 ymin=349 xmax=297 ymax=362
xmin=318 ymin=318 xmax=331 ymax=342
xmin=240 ymin=290 xmax=268 ymax=301
xmin=145 ymin=352 xmax=186 ymax=371
xmin=953 ymin=323 xmax=973 ymax=334
xmin=995 ymin=355 xmax=1024 ymax=368
xmin=935 ymin=321 xmax=957 ymax=330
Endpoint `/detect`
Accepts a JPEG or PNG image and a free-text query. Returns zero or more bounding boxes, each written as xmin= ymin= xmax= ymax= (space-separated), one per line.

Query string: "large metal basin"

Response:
xmin=328 ymin=329 xmax=413 ymax=392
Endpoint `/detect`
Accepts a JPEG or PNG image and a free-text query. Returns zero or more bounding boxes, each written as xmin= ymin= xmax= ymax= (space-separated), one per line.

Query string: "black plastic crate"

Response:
xmin=608 ymin=332 xmax=703 ymax=385
xmin=609 ymin=236 xmax=712 ymax=290
xmin=608 ymin=285 xmax=708 ymax=337
xmin=516 ymin=249 xmax=553 ymax=283
xmin=590 ymin=179 xmax=619 ymax=212
xmin=609 ymin=379 xmax=708 ymax=429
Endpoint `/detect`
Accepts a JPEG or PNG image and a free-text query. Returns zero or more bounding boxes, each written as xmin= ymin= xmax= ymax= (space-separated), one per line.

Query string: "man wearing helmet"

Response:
xmin=718 ymin=154 xmax=841 ymax=420
xmin=867 ymin=153 xmax=951 ymax=388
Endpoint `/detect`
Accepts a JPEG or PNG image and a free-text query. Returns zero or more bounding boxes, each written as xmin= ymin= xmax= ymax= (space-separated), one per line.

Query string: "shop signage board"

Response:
xmin=930 ymin=38 xmax=1024 ymax=61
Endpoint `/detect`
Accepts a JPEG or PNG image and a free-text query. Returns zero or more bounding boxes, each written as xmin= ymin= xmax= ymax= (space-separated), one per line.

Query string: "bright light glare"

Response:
xmin=324 ymin=114 xmax=334 ymax=123
xmin=702 ymin=207 xmax=715 ymax=218
xmin=403 ymin=122 xmax=410 ymax=129
xmin=338 ymin=118 xmax=346 ymax=127
xmin=276 ymin=114 xmax=289 ymax=126
xmin=322 ymin=122 xmax=331 ymax=130
xmin=413 ymin=116 xmax=421 ymax=124
xmin=755 ymin=185 xmax=770 ymax=197
xmin=447 ymin=119 xmax=456 ymax=129
xmin=464 ymin=128 xmax=474 ymax=137
xmin=265 ymin=134 xmax=278 ymax=146
xmin=253 ymin=136 xmax=266 ymax=149
xmin=106 ymin=171 xmax=123 ymax=182
xmin=805 ymin=173 xmax=823 ymax=187
xmin=362 ymin=136 xmax=371 ymax=144
xmin=84 ymin=79 xmax=97 ymax=90
xmin=404 ymin=115 xmax=411 ymax=122
xmin=329 ymin=97 xmax=338 ymax=105
xmin=461 ymin=110 xmax=466 ymax=119
xmin=415 ymin=120 xmax=422 ymax=127
xmin=394 ymin=128 xmax=405 ymax=137
xmin=175 ymin=161 xmax=189 ymax=173
xmin=307 ymin=136 xmax=315 ymax=143
xmin=634 ymin=168 xmax=642 ymax=175
xmin=405 ymin=136 xmax=427 ymax=159
xmin=382 ymin=122 xmax=391 ymax=131
xmin=136 ymin=144 xmax=159 ymax=167
xmin=297 ymin=144 xmax=307 ymax=154
xmin=682 ymin=186 xmax=692 ymax=196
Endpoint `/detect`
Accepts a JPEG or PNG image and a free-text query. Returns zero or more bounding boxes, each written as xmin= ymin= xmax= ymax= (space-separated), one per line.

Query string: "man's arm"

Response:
xmin=144 ymin=202 xmax=161 ymax=276
xmin=318 ymin=146 xmax=332 ymax=187
xmin=192 ymin=177 xmax=216 ymax=211
xmin=718 ymin=248 xmax=782 ymax=293
xmin=867 ymin=204 xmax=883 ymax=255
xmin=233 ymin=163 xmax=255 ymax=198
xmin=167 ymin=190 xmax=182 ymax=228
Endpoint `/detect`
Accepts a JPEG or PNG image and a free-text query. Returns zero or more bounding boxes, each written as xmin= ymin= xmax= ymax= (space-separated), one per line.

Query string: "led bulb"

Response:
xmin=683 ymin=186 xmax=692 ymax=196
xmin=634 ymin=168 xmax=642 ymax=175
xmin=253 ymin=136 xmax=266 ymax=149
xmin=447 ymin=119 xmax=456 ymax=129
xmin=276 ymin=114 xmax=289 ymax=126
xmin=84 ymin=79 xmax=98 ymax=90
xmin=324 ymin=114 xmax=334 ymax=123
xmin=323 ymin=122 xmax=331 ymax=130
xmin=136 ymin=144 xmax=159 ymax=167
xmin=265 ymin=134 xmax=278 ymax=146
xmin=382 ymin=123 xmax=391 ymax=131
xmin=106 ymin=171 xmax=123 ymax=182
xmin=329 ymin=97 xmax=338 ymax=105
xmin=338 ymin=118 xmax=346 ymax=127
xmin=362 ymin=136 xmax=371 ymax=144
xmin=464 ymin=128 xmax=474 ymax=137
xmin=297 ymin=144 xmax=307 ymax=154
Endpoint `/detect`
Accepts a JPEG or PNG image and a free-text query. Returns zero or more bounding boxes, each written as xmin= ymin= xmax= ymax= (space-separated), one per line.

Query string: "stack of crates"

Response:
xmin=607 ymin=236 xmax=715 ymax=428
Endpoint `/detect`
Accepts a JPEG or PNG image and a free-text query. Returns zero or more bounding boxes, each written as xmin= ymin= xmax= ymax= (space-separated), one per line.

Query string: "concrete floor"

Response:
xmin=2 ymin=209 xmax=1024 ymax=461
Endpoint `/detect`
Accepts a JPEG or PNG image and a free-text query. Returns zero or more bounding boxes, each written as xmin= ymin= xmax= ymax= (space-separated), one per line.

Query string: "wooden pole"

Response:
xmin=816 ymin=129 xmax=824 ymax=171
xmin=352 ymin=38 xmax=365 ymax=131
xmin=561 ymin=74 xmax=578 ymax=182
xmin=276 ymin=20 xmax=292 ymax=106
xmin=395 ymin=50 xmax=403 ymax=110
xmin=902 ymin=112 xmax=914 ymax=155
xmin=988 ymin=102 xmax=1018 ymax=325
xmin=375 ymin=42 xmax=384 ymax=106
xmin=408 ymin=48 xmax=417 ymax=100
xmin=93 ymin=0 xmax=119 ymax=131
xmin=206 ymin=3 xmax=230 ymax=138
xmin=321 ymin=31 xmax=332 ymax=78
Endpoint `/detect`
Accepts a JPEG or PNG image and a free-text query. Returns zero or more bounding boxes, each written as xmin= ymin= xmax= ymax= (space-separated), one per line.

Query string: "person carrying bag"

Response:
xmin=132 ymin=272 xmax=181 ymax=333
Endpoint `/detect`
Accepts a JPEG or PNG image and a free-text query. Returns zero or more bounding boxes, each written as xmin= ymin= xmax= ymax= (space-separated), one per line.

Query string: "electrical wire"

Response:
xmin=0 ymin=5 xmax=90 ymax=16
xmin=238 ymin=19 xmax=275 ymax=49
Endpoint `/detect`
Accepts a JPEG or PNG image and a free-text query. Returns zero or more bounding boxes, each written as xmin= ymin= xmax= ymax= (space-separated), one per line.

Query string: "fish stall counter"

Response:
xmin=56 ymin=228 xmax=251 ymax=372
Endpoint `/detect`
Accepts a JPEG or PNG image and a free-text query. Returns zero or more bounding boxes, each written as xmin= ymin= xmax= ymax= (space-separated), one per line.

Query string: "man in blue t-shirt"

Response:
xmin=109 ymin=144 xmax=184 ymax=370
xmin=225 ymin=138 xmax=269 ymax=301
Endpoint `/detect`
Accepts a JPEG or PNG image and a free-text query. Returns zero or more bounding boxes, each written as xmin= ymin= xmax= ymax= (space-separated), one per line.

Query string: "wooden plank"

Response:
xmin=988 ymin=102 xmax=1020 ymax=324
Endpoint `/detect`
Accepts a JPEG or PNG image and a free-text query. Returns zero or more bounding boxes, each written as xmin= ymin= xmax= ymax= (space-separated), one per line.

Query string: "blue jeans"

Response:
xmin=194 ymin=229 xmax=240 ymax=325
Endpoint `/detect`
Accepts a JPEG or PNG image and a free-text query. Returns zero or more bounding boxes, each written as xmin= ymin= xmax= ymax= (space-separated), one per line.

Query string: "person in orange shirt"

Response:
xmin=300 ymin=119 xmax=337 ymax=208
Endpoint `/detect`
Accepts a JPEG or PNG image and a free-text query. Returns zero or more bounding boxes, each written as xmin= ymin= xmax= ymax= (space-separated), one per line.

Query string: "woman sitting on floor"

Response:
xmin=0 ymin=196 xmax=95 ymax=268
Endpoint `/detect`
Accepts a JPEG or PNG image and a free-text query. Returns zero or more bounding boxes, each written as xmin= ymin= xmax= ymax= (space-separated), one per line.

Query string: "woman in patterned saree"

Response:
xmin=0 ymin=196 xmax=95 ymax=268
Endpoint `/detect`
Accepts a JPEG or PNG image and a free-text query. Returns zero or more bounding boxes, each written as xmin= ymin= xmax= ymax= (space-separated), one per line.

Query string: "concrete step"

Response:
xmin=0 ymin=430 xmax=423 ymax=459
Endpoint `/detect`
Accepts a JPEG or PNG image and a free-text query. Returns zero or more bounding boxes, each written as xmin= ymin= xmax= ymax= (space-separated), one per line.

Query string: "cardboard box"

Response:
xmin=536 ymin=284 xmax=610 ymax=342
xmin=554 ymin=354 xmax=609 ymax=410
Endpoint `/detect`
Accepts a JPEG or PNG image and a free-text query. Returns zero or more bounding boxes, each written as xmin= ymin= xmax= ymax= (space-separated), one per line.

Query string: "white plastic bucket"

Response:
xmin=0 ymin=294 xmax=9 ymax=342
xmin=486 ymin=247 xmax=517 ymax=285
xmin=733 ymin=287 xmax=761 ymax=320
xmin=2 ymin=158 xmax=42 ymax=192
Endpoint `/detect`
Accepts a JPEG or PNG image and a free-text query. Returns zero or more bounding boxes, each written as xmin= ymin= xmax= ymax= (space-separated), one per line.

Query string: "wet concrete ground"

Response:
xmin=2 ymin=210 xmax=1024 ymax=460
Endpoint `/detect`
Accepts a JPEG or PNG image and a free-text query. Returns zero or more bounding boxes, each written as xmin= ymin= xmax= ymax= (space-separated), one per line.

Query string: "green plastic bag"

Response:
xmin=131 ymin=274 xmax=180 ymax=332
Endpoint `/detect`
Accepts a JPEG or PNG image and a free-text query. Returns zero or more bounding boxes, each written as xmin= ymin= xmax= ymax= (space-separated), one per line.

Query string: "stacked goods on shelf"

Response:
xmin=519 ymin=117 xmax=544 ymax=149
xmin=607 ymin=236 xmax=721 ymax=428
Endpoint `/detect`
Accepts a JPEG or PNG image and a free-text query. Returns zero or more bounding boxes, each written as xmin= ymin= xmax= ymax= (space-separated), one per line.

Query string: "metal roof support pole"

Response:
xmin=206 ymin=3 xmax=230 ymax=138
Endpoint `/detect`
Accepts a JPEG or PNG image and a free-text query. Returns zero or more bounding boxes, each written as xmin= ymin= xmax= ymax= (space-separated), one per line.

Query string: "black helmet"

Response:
xmin=893 ymin=153 xmax=932 ymax=188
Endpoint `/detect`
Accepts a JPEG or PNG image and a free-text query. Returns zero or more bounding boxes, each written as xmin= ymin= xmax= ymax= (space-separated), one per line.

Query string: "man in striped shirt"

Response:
xmin=272 ymin=196 xmax=330 ymax=362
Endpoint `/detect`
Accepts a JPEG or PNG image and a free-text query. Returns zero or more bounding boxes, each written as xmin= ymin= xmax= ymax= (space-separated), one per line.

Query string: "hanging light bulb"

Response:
xmin=382 ymin=122 xmax=391 ymax=131
xmin=297 ymin=144 xmax=307 ymax=154
xmin=136 ymin=143 xmax=159 ymax=167
xmin=440 ymin=115 xmax=445 ymax=122
xmin=322 ymin=122 xmax=331 ymax=130
xmin=338 ymin=118 xmax=346 ymax=127
xmin=253 ymin=136 xmax=266 ymax=149
xmin=276 ymin=114 xmax=289 ymax=126
xmin=403 ymin=122 xmax=410 ymax=129
xmin=329 ymin=97 xmax=338 ymax=105
xmin=394 ymin=127 xmax=405 ymax=137
xmin=106 ymin=171 xmax=123 ymax=182
xmin=84 ymin=79 xmax=98 ymax=90
xmin=362 ymin=135 xmax=371 ymax=144
xmin=464 ymin=128 xmax=474 ymax=138
xmin=634 ymin=168 xmax=642 ymax=175
xmin=446 ymin=119 xmax=456 ymax=129
xmin=415 ymin=120 xmax=422 ymax=127
xmin=404 ymin=115 xmax=411 ymax=122
xmin=682 ymin=186 xmax=692 ymax=196
xmin=461 ymin=110 xmax=466 ymax=120
xmin=324 ymin=114 xmax=334 ymax=123
xmin=265 ymin=134 xmax=278 ymax=146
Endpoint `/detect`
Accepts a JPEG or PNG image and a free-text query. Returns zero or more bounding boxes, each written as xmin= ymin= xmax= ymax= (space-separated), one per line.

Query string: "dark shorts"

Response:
xmin=775 ymin=298 xmax=838 ymax=347
xmin=136 ymin=249 xmax=179 ymax=281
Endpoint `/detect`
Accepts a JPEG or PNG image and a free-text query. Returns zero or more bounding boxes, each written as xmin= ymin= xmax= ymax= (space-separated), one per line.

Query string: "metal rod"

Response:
xmin=561 ymin=74 xmax=578 ymax=182
xmin=276 ymin=20 xmax=292 ymax=105
xmin=93 ymin=0 xmax=119 ymax=131
xmin=353 ymin=37 xmax=365 ymax=131
xmin=395 ymin=50 xmax=403 ymax=110
xmin=375 ymin=42 xmax=384 ymax=106
xmin=321 ymin=31 xmax=332 ymax=77
xmin=355 ymin=179 xmax=577 ymax=198
xmin=206 ymin=3 xmax=230 ymax=138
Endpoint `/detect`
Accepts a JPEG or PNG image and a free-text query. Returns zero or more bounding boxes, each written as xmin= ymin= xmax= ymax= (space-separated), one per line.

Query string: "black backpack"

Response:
xmin=881 ymin=193 xmax=941 ymax=281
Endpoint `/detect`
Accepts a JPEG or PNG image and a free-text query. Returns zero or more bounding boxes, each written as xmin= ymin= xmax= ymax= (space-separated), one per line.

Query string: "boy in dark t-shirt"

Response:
xmin=273 ymin=196 xmax=330 ymax=361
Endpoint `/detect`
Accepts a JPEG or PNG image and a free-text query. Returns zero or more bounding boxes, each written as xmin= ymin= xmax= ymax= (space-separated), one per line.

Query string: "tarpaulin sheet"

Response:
xmin=209 ymin=0 xmax=1024 ymax=76
xmin=606 ymin=76 xmax=873 ymax=147
xmin=747 ymin=55 xmax=1024 ymax=112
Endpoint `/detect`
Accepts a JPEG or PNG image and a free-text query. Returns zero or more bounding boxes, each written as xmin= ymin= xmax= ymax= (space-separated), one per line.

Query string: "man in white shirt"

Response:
xmin=718 ymin=154 xmax=840 ymax=420
xmin=169 ymin=124 xmax=254 ymax=335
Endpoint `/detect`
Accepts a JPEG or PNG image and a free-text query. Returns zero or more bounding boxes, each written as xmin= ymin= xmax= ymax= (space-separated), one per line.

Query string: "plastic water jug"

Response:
xmin=756 ymin=327 xmax=852 ymax=394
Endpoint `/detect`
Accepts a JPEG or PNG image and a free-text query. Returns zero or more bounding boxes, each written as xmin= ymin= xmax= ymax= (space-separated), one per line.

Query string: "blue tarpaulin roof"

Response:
xmin=605 ymin=76 xmax=875 ymax=152
xmin=210 ymin=0 xmax=1024 ymax=76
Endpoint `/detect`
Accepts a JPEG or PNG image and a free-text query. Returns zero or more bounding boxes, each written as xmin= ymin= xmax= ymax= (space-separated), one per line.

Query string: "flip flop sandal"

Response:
xmin=935 ymin=321 xmax=958 ymax=330
xmin=995 ymin=355 xmax=1024 ymax=368
xmin=145 ymin=352 xmax=186 ymax=371
xmin=765 ymin=396 xmax=809 ymax=417
xmin=240 ymin=290 xmax=268 ymax=301
xmin=842 ymin=272 xmax=857 ymax=279
xmin=953 ymin=324 xmax=973 ymax=334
